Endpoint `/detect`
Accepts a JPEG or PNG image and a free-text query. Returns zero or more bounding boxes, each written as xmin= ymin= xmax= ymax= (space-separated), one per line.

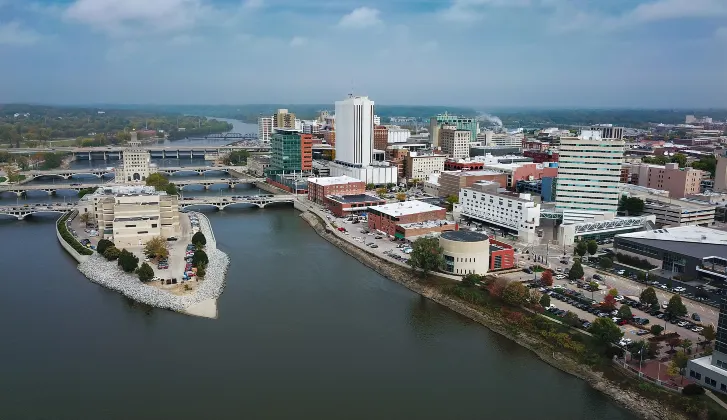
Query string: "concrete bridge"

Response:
xmin=174 ymin=177 xmax=262 ymax=190
xmin=8 ymin=144 xmax=271 ymax=160
xmin=0 ymin=203 xmax=76 ymax=220
xmin=24 ymin=165 xmax=240 ymax=180
xmin=180 ymin=195 xmax=295 ymax=210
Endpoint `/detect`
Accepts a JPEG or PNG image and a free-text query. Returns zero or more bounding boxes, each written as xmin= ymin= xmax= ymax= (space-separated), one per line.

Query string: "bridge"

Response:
xmin=7 ymin=144 xmax=271 ymax=160
xmin=179 ymin=195 xmax=295 ymax=210
xmin=24 ymin=165 xmax=241 ymax=180
xmin=0 ymin=203 xmax=76 ymax=220
xmin=201 ymin=133 xmax=257 ymax=140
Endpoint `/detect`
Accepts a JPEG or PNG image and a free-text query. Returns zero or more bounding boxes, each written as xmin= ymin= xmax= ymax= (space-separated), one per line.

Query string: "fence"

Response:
xmin=612 ymin=359 xmax=683 ymax=393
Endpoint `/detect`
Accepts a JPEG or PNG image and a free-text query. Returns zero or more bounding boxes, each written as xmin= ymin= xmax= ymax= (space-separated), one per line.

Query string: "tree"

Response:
xmin=682 ymin=384 xmax=705 ymax=396
xmin=164 ymin=183 xmax=178 ymax=196
xmin=671 ymin=351 xmax=689 ymax=383
xmin=445 ymin=195 xmax=459 ymax=211
xmin=461 ymin=273 xmax=481 ymax=287
xmin=599 ymin=256 xmax=613 ymax=270
xmin=603 ymin=294 xmax=617 ymax=310
xmin=502 ymin=281 xmax=529 ymax=306
xmin=702 ymin=325 xmax=716 ymax=344
xmin=145 ymin=173 xmax=173 ymax=192
xmin=617 ymin=305 xmax=632 ymax=319
xmin=618 ymin=195 xmax=644 ymax=216
xmin=376 ymin=187 xmax=387 ymax=198
xmin=365 ymin=183 xmax=375 ymax=191
xmin=395 ymin=192 xmax=407 ymax=202
xmin=650 ymin=325 xmax=664 ymax=336
xmin=640 ymin=287 xmax=659 ymax=307
xmin=96 ymin=239 xmax=114 ymax=255
xmin=665 ymin=294 xmax=687 ymax=319
xmin=680 ymin=339 xmax=693 ymax=354
xmin=192 ymin=231 xmax=207 ymax=248
xmin=224 ymin=150 xmax=250 ymax=165
xmin=117 ymin=249 xmax=139 ymax=273
xmin=103 ymin=246 xmax=120 ymax=261
xmin=568 ymin=260 xmax=584 ymax=280
xmin=196 ymin=262 xmax=207 ymax=278
xmin=608 ymin=288 xmax=619 ymax=297
xmin=407 ymin=237 xmax=444 ymax=277
xmin=667 ymin=337 xmax=681 ymax=352
xmin=541 ymin=270 xmax=553 ymax=286
xmin=671 ymin=153 xmax=687 ymax=168
xmin=563 ymin=311 xmax=581 ymax=327
xmin=586 ymin=240 xmax=598 ymax=255
xmin=79 ymin=212 xmax=91 ymax=224
xmin=575 ymin=241 xmax=587 ymax=257
xmin=192 ymin=249 xmax=209 ymax=267
xmin=539 ymin=294 xmax=551 ymax=308
xmin=143 ymin=236 xmax=169 ymax=259
xmin=589 ymin=317 xmax=624 ymax=345
xmin=137 ymin=262 xmax=154 ymax=282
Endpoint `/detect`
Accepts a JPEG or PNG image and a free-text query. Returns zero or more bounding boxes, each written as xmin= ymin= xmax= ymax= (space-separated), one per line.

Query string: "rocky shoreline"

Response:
xmin=298 ymin=210 xmax=684 ymax=420
xmin=74 ymin=212 xmax=229 ymax=317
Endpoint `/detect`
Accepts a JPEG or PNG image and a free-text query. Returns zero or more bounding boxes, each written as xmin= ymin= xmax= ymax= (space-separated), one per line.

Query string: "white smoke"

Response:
xmin=476 ymin=112 xmax=503 ymax=127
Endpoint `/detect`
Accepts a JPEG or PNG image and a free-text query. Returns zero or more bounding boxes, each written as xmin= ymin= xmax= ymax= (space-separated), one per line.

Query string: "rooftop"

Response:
xmin=398 ymin=219 xmax=456 ymax=230
xmin=618 ymin=226 xmax=727 ymax=246
xmin=307 ymin=175 xmax=363 ymax=186
xmin=442 ymin=170 xmax=504 ymax=178
xmin=326 ymin=193 xmax=383 ymax=204
xmin=368 ymin=200 xmax=444 ymax=217
xmin=440 ymin=230 xmax=489 ymax=243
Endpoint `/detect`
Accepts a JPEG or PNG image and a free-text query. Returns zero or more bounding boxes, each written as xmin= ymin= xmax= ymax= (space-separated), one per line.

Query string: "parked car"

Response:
xmin=692 ymin=313 xmax=701 ymax=321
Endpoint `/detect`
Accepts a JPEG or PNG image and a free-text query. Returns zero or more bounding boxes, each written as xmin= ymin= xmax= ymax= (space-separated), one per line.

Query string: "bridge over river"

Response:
xmin=24 ymin=165 xmax=244 ymax=181
xmin=0 ymin=203 xmax=76 ymax=220
xmin=180 ymin=195 xmax=296 ymax=210
xmin=8 ymin=144 xmax=270 ymax=160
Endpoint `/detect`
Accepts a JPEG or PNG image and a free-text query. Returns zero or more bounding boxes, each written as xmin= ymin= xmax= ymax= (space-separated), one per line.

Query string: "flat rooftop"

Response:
xmin=618 ymin=226 xmax=727 ymax=245
xmin=443 ymin=170 xmax=503 ymax=178
xmin=368 ymin=200 xmax=444 ymax=217
xmin=326 ymin=193 xmax=383 ymax=204
xmin=398 ymin=219 xmax=455 ymax=230
xmin=307 ymin=175 xmax=363 ymax=186
xmin=440 ymin=230 xmax=489 ymax=242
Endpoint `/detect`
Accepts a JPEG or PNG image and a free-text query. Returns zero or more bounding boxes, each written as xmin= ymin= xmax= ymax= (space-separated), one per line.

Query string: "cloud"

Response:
xmin=337 ymin=7 xmax=382 ymax=29
xmin=440 ymin=0 xmax=535 ymax=22
xmin=63 ymin=0 xmax=211 ymax=36
xmin=289 ymin=36 xmax=307 ymax=47
xmin=624 ymin=0 xmax=727 ymax=23
xmin=0 ymin=21 xmax=40 ymax=45
xmin=242 ymin=0 xmax=263 ymax=10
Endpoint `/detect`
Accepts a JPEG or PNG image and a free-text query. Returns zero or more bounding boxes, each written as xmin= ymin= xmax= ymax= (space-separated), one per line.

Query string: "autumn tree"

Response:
xmin=143 ymin=236 xmax=169 ymax=259
xmin=541 ymin=270 xmax=553 ymax=286
xmin=376 ymin=187 xmax=387 ymax=198
xmin=395 ymin=193 xmax=407 ymax=202
xmin=602 ymin=294 xmax=617 ymax=310
xmin=445 ymin=195 xmax=459 ymax=211
xmin=502 ymin=281 xmax=529 ymax=306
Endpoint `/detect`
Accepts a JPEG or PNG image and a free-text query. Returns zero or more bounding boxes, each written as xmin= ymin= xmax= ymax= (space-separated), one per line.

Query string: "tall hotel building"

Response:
xmin=258 ymin=116 xmax=273 ymax=143
xmin=555 ymin=129 xmax=625 ymax=215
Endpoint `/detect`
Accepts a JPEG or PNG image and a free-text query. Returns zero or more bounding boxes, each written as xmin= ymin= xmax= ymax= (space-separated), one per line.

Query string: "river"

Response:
xmin=0 ymin=209 xmax=636 ymax=420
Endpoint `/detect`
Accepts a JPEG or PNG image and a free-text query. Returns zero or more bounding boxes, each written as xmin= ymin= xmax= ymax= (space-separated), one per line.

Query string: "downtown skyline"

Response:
xmin=0 ymin=0 xmax=726 ymax=107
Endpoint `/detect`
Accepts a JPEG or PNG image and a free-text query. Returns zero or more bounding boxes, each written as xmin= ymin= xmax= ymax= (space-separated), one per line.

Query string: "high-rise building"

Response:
xmin=374 ymin=125 xmax=388 ymax=151
xmin=439 ymin=126 xmax=471 ymax=159
xmin=623 ymin=162 xmax=706 ymax=198
xmin=118 ymin=132 xmax=150 ymax=184
xmin=555 ymin=129 xmax=625 ymax=214
xmin=334 ymin=95 xmax=375 ymax=167
xmin=589 ymin=125 xmax=624 ymax=140
xmin=258 ymin=116 xmax=273 ymax=143
xmin=716 ymin=150 xmax=727 ymax=193
xmin=274 ymin=109 xmax=296 ymax=129
xmin=374 ymin=115 xmax=381 ymax=126
xmin=430 ymin=113 xmax=478 ymax=148
xmin=269 ymin=129 xmax=312 ymax=173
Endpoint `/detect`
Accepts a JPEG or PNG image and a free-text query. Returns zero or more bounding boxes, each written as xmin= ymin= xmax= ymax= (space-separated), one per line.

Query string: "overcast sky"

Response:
xmin=0 ymin=0 xmax=726 ymax=108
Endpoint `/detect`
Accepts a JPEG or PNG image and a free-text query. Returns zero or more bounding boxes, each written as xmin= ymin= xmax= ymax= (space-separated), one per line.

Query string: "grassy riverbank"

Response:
xmin=299 ymin=209 xmax=726 ymax=420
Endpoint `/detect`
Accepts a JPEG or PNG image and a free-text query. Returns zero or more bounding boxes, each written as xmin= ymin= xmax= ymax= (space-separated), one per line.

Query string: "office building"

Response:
xmin=367 ymin=200 xmax=450 ymax=238
xmin=688 ymin=294 xmax=727 ymax=394
xmin=80 ymin=185 xmax=180 ymax=248
xmin=439 ymin=126 xmax=471 ymax=159
xmin=430 ymin=113 xmax=478 ymax=148
xmin=438 ymin=170 xmax=509 ymax=198
xmin=457 ymin=181 xmax=541 ymax=243
xmin=439 ymin=230 xmax=490 ymax=276
xmin=269 ymin=129 xmax=312 ymax=173
xmin=624 ymin=162 xmax=706 ymax=198
xmin=258 ymin=116 xmax=273 ymax=143
xmin=374 ymin=125 xmax=388 ymax=151
xmin=325 ymin=194 xmax=386 ymax=217
xmin=405 ymin=152 xmax=446 ymax=181
xmin=590 ymin=125 xmax=624 ymax=140
xmin=118 ymin=132 xmax=151 ymax=184
xmin=274 ymin=109 xmax=296 ymax=129
xmin=516 ymin=178 xmax=557 ymax=202
xmin=555 ymin=129 xmax=625 ymax=214
xmin=307 ymin=176 xmax=366 ymax=205
xmin=387 ymin=126 xmax=410 ymax=144
xmin=374 ymin=115 xmax=381 ymax=126
xmin=716 ymin=150 xmax=727 ymax=193
xmin=482 ymin=162 xmax=558 ymax=189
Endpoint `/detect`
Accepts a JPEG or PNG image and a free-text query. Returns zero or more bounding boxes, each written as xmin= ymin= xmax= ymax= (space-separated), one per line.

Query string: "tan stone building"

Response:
xmin=274 ymin=109 xmax=296 ymax=129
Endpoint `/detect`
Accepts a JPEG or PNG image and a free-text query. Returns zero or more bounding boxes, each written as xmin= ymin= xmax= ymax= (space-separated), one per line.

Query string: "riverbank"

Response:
xmin=298 ymin=209 xmax=687 ymax=420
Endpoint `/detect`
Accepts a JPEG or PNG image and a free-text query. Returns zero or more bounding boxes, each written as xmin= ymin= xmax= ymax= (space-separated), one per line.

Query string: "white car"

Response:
xmin=673 ymin=287 xmax=686 ymax=293
xmin=616 ymin=270 xmax=626 ymax=275
xmin=555 ymin=274 xmax=566 ymax=280
xmin=614 ymin=295 xmax=624 ymax=302
xmin=692 ymin=327 xmax=704 ymax=333
xmin=678 ymin=321 xmax=689 ymax=327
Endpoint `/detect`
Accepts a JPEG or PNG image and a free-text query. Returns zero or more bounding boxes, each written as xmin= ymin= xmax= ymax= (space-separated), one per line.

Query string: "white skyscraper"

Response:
xmin=258 ymin=116 xmax=273 ymax=143
xmin=118 ymin=131 xmax=151 ymax=184
xmin=334 ymin=95 xmax=375 ymax=167
xmin=555 ymin=129 xmax=625 ymax=214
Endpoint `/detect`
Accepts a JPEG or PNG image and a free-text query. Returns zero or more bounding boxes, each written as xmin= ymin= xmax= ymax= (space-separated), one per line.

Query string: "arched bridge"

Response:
xmin=0 ymin=203 xmax=76 ymax=220
xmin=24 ymin=165 xmax=242 ymax=181
xmin=180 ymin=195 xmax=295 ymax=210
xmin=203 ymin=133 xmax=257 ymax=140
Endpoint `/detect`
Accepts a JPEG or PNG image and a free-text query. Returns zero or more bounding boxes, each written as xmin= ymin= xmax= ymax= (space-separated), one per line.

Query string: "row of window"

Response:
xmin=689 ymin=370 xmax=726 ymax=391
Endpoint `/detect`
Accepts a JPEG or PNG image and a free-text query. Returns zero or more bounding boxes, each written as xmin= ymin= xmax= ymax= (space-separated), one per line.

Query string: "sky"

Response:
xmin=0 ymin=0 xmax=726 ymax=108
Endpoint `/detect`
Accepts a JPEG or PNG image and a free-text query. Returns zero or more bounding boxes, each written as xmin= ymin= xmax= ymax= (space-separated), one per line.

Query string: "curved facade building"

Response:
xmin=439 ymin=230 xmax=490 ymax=276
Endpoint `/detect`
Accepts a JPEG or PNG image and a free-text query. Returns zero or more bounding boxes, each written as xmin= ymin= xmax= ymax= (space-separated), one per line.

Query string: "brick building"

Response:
xmin=489 ymin=238 xmax=515 ymax=271
xmin=374 ymin=125 xmax=388 ymax=151
xmin=326 ymin=194 xmax=386 ymax=217
xmin=523 ymin=150 xmax=559 ymax=163
xmin=368 ymin=200 xmax=448 ymax=237
xmin=438 ymin=170 xmax=509 ymax=198
xmin=444 ymin=159 xmax=486 ymax=171
xmin=307 ymin=176 xmax=366 ymax=205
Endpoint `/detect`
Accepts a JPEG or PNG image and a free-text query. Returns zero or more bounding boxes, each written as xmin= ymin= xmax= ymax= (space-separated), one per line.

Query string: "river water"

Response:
xmin=0 ymin=209 xmax=636 ymax=420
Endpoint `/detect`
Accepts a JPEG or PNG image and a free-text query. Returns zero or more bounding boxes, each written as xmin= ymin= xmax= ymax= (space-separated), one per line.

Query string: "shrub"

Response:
xmin=103 ymin=246 xmax=121 ymax=261
xmin=192 ymin=232 xmax=207 ymax=248
xmin=96 ymin=239 xmax=114 ymax=255
xmin=117 ymin=249 xmax=139 ymax=273
xmin=615 ymin=252 xmax=656 ymax=270
xmin=137 ymin=262 xmax=154 ymax=282
xmin=57 ymin=212 xmax=93 ymax=256
xmin=192 ymin=249 xmax=209 ymax=267
xmin=682 ymin=384 xmax=705 ymax=396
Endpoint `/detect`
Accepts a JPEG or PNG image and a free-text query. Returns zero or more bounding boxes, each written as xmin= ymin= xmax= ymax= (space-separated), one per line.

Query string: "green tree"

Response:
xmin=96 ymin=239 xmax=114 ymax=255
xmin=599 ymin=256 xmax=613 ymax=269
xmin=617 ymin=305 xmax=632 ymax=319
xmin=589 ymin=317 xmax=624 ymax=345
xmin=575 ymin=241 xmax=587 ymax=257
xmin=665 ymin=295 xmax=687 ymax=319
xmin=568 ymin=260 xmax=584 ymax=280
xmin=103 ymin=246 xmax=120 ymax=261
xmin=376 ymin=187 xmax=387 ymax=198
xmin=145 ymin=173 xmax=172 ymax=191
xmin=671 ymin=153 xmax=687 ymax=168
xmin=395 ymin=192 xmax=407 ymax=202
xmin=702 ymin=325 xmax=716 ymax=345
xmin=586 ymin=240 xmax=598 ymax=256
xmin=137 ymin=262 xmax=155 ymax=282
xmin=618 ymin=195 xmax=644 ymax=215
xmin=650 ymin=325 xmax=664 ymax=336
xmin=196 ymin=262 xmax=207 ymax=278
xmin=502 ymin=281 xmax=529 ymax=306
xmin=164 ymin=183 xmax=178 ymax=196
xmin=563 ymin=311 xmax=581 ymax=327
xmin=39 ymin=152 xmax=64 ymax=169
xmin=117 ymin=249 xmax=139 ymax=273
xmin=407 ymin=237 xmax=444 ymax=277
xmin=365 ymin=183 xmax=375 ymax=191
xmin=640 ymin=287 xmax=659 ymax=307
xmin=192 ymin=249 xmax=209 ymax=267
xmin=224 ymin=150 xmax=250 ymax=165
xmin=445 ymin=195 xmax=459 ymax=211
xmin=461 ymin=273 xmax=481 ymax=287
xmin=539 ymin=294 xmax=550 ymax=308
xmin=671 ymin=351 xmax=689 ymax=384
xmin=680 ymin=339 xmax=693 ymax=354
xmin=143 ymin=236 xmax=169 ymax=259
xmin=192 ymin=232 xmax=207 ymax=248
xmin=608 ymin=288 xmax=619 ymax=297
